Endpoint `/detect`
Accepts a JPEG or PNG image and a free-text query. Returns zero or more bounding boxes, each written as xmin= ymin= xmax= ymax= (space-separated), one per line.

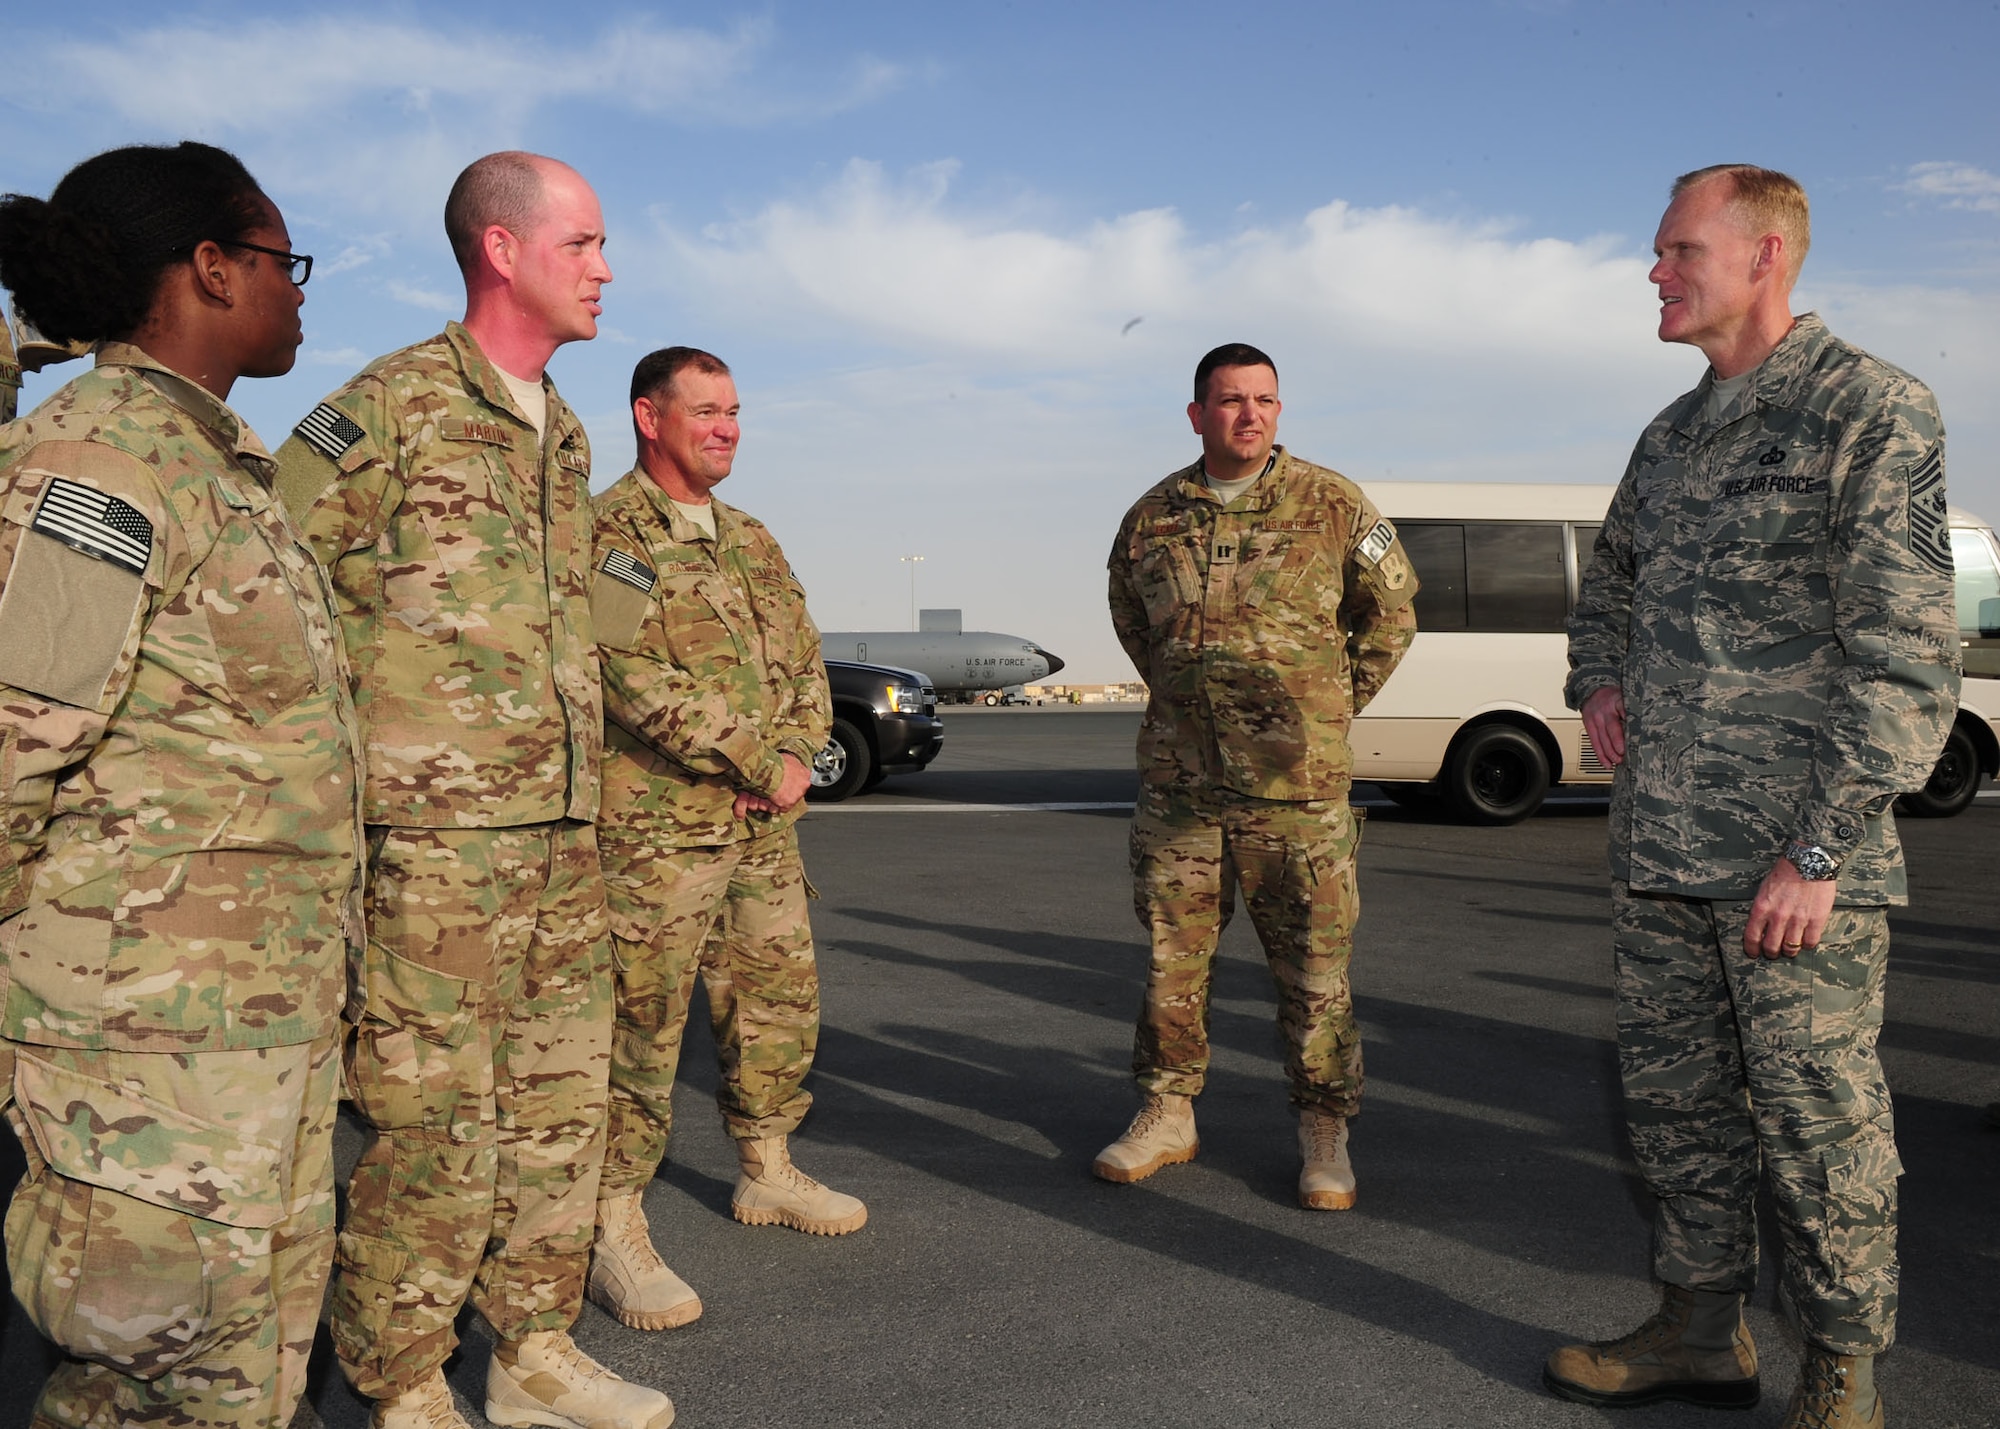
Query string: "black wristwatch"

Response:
xmin=1782 ymin=839 xmax=1839 ymax=882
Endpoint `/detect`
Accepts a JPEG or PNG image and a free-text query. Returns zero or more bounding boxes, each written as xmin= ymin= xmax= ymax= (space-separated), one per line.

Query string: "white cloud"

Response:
xmin=385 ymin=281 xmax=455 ymax=313
xmin=1897 ymin=162 xmax=2000 ymax=214
xmin=32 ymin=17 xmax=898 ymax=133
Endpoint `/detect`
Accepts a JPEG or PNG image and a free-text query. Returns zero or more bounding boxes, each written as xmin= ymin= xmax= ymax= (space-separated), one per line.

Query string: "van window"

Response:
xmin=1401 ymin=521 xmax=1569 ymax=632
xmin=1953 ymin=527 xmax=2000 ymax=638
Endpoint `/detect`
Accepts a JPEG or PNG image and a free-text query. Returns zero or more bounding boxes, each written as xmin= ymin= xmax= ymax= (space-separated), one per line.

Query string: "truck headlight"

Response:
xmin=885 ymin=682 xmax=924 ymax=713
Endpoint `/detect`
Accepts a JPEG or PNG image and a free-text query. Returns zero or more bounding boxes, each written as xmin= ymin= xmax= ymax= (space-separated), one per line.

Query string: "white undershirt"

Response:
xmin=671 ymin=496 xmax=717 ymax=541
xmin=496 ymin=367 xmax=548 ymax=440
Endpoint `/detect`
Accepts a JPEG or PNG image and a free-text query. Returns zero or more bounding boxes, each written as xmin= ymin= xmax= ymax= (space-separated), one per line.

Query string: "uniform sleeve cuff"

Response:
xmin=1564 ymin=673 xmax=1621 ymax=712
xmin=1794 ymin=807 xmax=1867 ymax=866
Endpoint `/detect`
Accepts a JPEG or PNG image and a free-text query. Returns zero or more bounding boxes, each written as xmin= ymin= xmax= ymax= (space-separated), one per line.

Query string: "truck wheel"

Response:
xmin=1444 ymin=724 xmax=1549 ymax=825
xmin=805 ymin=718 xmax=873 ymax=803
xmin=1896 ymin=722 xmax=1982 ymax=818
xmin=984 ymin=693 xmax=999 ymax=706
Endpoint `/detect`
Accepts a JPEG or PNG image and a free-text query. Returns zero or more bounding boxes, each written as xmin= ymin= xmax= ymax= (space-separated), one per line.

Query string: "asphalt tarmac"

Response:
xmin=3 ymin=707 xmax=1995 ymax=1427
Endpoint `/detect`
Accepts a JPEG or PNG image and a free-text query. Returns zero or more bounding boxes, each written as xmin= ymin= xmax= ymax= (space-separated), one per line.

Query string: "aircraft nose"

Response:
xmin=1035 ymin=648 xmax=1065 ymax=677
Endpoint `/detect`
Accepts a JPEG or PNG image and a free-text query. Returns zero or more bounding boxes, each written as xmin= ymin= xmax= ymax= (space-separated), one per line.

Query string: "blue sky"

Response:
xmin=7 ymin=0 xmax=1997 ymax=681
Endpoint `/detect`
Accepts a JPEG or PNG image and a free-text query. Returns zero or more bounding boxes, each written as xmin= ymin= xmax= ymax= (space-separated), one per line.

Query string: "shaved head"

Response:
xmin=444 ymin=151 xmax=568 ymax=274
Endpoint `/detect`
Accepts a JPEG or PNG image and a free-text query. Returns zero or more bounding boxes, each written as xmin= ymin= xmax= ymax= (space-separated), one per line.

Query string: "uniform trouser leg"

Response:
xmin=332 ymin=823 xmax=613 ymax=1401
xmin=3 ymin=1034 xmax=341 ymax=1429
xmin=1614 ymin=885 xmax=1900 ymax=1354
xmin=1129 ymin=791 xmax=1234 ymax=1099
xmin=1130 ymin=787 xmax=1363 ymax=1111
xmin=602 ymin=828 xmax=820 ymax=1195
xmin=1230 ymin=796 xmax=1364 ymax=1116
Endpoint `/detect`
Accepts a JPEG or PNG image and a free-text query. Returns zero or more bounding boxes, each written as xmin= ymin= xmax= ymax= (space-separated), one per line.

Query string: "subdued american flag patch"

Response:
xmin=1357 ymin=518 xmax=1397 ymax=565
xmin=600 ymin=548 xmax=657 ymax=594
xmin=32 ymin=478 xmax=153 ymax=574
xmin=294 ymin=403 xmax=367 ymax=461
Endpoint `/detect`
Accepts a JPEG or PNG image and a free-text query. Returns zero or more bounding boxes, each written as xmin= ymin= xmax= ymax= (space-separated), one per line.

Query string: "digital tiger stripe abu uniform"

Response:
xmin=0 ymin=145 xmax=362 ymax=1429
xmin=272 ymin=153 xmax=670 ymax=1429
xmin=1549 ymin=166 xmax=1958 ymax=1429
xmin=586 ymin=347 xmax=860 ymax=1337
xmin=1098 ymin=344 xmax=1416 ymax=1210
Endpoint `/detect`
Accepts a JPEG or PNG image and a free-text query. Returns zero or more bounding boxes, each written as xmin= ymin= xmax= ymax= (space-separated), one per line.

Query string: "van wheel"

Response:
xmin=805 ymin=719 xmax=872 ymax=803
xmin=1896 ymin=723 xmax=1982 ymax=818
xmin=1444 ymin=725 xmax=1549 ymax=825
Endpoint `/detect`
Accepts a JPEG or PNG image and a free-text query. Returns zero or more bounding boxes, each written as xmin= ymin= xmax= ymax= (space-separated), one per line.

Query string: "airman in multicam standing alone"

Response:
xmin=0 ymin=141 xmax=363 ymax=1429
xmin=272 ymin=152 xmax=672 ymax=1429
xmin=1547 ymin=165 xmax=1960 ymax=1429
xmin=1097 ymin=342 xmax=1417 ymax=1209
xmin=584 ymin=345 xmax=862 ymax=1337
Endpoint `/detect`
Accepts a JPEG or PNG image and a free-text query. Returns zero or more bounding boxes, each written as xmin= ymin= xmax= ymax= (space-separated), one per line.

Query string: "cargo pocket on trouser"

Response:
xmin=1787 ymin=1134 xmax=1902 ymax=1352
xmin=334 ymin=941 xmax=494 ymax=1394
xmin=4 ymin=1049 xmax=295 ymax=1379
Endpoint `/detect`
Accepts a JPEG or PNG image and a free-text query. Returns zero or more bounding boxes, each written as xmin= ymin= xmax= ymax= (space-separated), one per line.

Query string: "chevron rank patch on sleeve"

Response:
xmin=1907 ymin=445 xmax=1951 ymax=575
xmin=32 ymin=477 xmax=154 ymax=573
xmin=294 ymin=402 xmax=367 ymax=461
xmin=601 ymin=547 xmax=657 ymax=593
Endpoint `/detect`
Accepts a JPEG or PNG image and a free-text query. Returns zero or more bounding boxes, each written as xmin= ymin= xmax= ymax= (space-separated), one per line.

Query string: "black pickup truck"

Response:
xmin=806 ymin=660 xmax=945 ymax=802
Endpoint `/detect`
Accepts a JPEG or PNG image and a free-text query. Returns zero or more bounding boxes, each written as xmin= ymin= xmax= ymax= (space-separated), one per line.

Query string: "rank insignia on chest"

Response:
xmin=1211 ymin=535 xmax=1238 ymax=565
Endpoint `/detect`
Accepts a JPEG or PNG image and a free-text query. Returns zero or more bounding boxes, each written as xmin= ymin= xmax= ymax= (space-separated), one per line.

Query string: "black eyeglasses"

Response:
xmin=220 ymin=239 xmax=313 ymax=287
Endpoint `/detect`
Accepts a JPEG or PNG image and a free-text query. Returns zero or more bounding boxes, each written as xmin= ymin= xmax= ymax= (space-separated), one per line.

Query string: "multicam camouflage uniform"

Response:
xmin=590 ymin=471 xmax=831 ymax=1190
xmin=0 ymin=346 xmax=364 ymax=1429
xmin=1566 ymin=313 xmax=1960 ymax=1354
xmin=273 ymin=322 xmax=613 ymax=1400
xmin=1107 ymin=446 xmax=1417 ymax=1113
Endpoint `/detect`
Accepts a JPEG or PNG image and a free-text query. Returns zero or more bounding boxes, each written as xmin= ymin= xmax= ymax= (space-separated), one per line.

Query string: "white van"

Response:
xmin=1353 ymin=483 xmax=1998 ymax=823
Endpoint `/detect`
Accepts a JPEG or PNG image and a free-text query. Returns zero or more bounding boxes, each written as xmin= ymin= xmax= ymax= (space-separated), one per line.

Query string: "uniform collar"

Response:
xmin=93 ymin=341 xmax=273 ymax=468
xmin=1673 ymin=312 xmax=1830 ymax=437
xmin=1172 ymin=446 xmax=1291 ymax=510
xmin=445 ymin=320 xmax=559 ymax=436
xmin=629 ymin=466 xmax=741 ymax=548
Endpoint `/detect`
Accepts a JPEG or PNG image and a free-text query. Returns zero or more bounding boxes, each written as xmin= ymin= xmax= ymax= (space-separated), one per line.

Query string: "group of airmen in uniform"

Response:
xmin=0 ymin=140 xmax=1958 ymax=1429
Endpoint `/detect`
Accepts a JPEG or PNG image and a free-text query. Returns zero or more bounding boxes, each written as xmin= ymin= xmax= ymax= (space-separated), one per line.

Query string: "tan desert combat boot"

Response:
xmin=732 ymin=1135 xmax=868 ymax=1235
xmin=1778 ymin=1349 xmax=1882 ymax=1429
xmin=587 ymin=1192 xmax=704 ymax=1331
xmin=1544 ymin=1284 xmax=1760 ymax=1409
xmin=370 ymin=1369 xmax=474 ymax=1429
xmin=1297 ymin=1107 xmax=1357 ymax=1210
xmin=486 ymin=1329 xmax=674 ymax=1429
xmin=1092 ymin=1092 xmax=1198 ymax=1183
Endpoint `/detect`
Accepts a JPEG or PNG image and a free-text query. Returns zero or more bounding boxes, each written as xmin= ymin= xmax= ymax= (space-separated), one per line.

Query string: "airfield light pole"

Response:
xmin=900 ymin=554 xmax=925 ymax=630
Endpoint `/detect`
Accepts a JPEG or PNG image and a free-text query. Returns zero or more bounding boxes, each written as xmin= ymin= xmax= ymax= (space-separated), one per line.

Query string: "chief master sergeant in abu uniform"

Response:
xmin=583 ymin=346 xmax=863 ymax=1337
xmin=1096 ymin=342 xmax=1417 ymax=1210
xmin=1546 ymin=164 xmax=1959 ymax=1429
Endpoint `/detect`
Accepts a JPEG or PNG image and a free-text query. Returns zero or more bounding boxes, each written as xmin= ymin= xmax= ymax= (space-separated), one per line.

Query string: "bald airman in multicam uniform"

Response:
xmin=1096 ymin=343 xmax=1416 ymax=1213
xmin=0 ymin=345 xmax=364 ymax=1429
xmin=273 ymin=153 xmax=670 ymax=1429
xmin=1547 ymin=166 xmax=1959 ymax=1429
xmin=583 ymin=346 xmax=860 ymax=1340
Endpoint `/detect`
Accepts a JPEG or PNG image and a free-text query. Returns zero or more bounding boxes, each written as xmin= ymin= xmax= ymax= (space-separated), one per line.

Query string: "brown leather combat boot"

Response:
xmin=1543 ymin=1283 xmax=1760 ymax=1409
xmin=1778 ymin=1349 xmax=1882 ymax=1429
